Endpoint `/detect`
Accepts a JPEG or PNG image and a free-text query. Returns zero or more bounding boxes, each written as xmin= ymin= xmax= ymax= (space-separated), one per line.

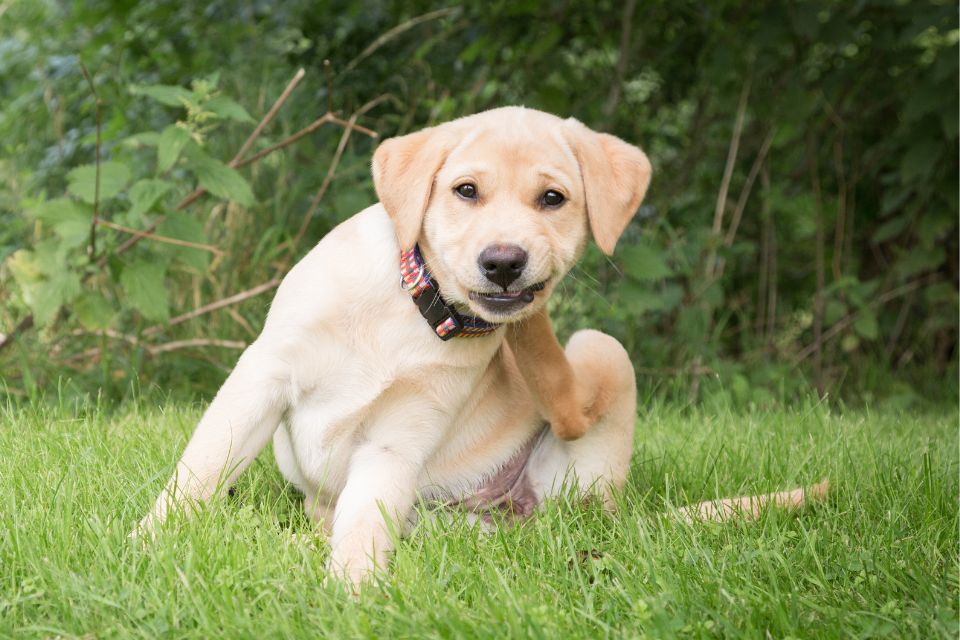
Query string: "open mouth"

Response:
xmin=468 ymin=281 xmax=546 ymax=316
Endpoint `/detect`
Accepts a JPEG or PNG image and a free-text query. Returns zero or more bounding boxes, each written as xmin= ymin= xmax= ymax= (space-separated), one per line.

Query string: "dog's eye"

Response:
xmin=541 ymin=190 xmax=565 ymax=208
xmin=455 ymin=183 xmax=478 ymax=200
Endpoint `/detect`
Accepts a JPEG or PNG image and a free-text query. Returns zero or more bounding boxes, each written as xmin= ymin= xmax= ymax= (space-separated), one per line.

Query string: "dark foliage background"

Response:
xmin=0 ymin=0 xmax=956 ymax=408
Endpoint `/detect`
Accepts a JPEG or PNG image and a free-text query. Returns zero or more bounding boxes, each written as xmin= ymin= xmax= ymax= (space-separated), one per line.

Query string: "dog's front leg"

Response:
xmin=327 ymin=442 xmax=422 ymax=587
xmin=326 ymin=400 xmax=443 ymax=587
xmin=506 ymin=308 xmax=592 ymax=440
xmin=137 ymin=338 xmax=289 ymax=534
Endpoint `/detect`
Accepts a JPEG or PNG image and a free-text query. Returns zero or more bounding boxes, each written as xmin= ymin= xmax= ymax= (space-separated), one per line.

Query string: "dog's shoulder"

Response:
xmin=266 ymin=204 xmax=398 ymax=328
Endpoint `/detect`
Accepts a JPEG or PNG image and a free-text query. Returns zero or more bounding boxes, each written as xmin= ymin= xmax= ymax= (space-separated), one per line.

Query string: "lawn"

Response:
xmin=1 ymin=398 xmax=956 ymax=638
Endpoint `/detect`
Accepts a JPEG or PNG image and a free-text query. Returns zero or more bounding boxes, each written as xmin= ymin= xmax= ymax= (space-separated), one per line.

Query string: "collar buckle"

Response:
xmin=413 ymin=280 xmax=464 ymax=341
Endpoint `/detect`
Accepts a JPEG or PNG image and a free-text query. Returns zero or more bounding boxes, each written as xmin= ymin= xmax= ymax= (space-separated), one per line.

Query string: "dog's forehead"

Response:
xmin=442 ymin=110 xmax=579 ymax=178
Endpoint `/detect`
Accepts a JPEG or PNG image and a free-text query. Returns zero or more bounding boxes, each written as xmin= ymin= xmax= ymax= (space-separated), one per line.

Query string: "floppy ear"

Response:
xmin=372 ymin=126 xmax=456 ymax=251
xmin=564 ymin=119 xmax=652 ymax=255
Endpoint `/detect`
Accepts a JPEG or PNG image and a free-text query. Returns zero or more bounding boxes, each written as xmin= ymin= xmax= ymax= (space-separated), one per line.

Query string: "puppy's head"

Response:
xmin=373 ymin=107 xmax=651 ymax=323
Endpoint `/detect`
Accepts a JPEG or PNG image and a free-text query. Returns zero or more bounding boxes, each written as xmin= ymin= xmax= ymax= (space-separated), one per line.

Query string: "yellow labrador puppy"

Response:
xmin=137 ymin=106 xmax=651 ymax=585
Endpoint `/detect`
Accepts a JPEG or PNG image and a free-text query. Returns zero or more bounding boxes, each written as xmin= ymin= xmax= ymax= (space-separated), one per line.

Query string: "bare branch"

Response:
xmin=0 ymin=316 xmax=34 ymax=353
xmin=341 ymin=8 xmax=459 ymax=75
xmin=806 ymin=132 xmax=826 ymax=397
xmin=94 ymin=218 xmax=224 ymax=255
xmin=712 ymin=79 xmax=751 ymax=237
xmin=80 ymin=63 xmax=102 ymax=263
xmin=710 ymin=129 xmax=775 ymax=282
xmin=723 ymin=130 xmax=774 ymax=248
xmin=232 ymin=68 xmax=306 ymax=165
xmin=147 ymin=338 xmax=247 ymax=355
xmin=143 ymin=279 xmax=281 ymax=337
xmin=71 ymin=328 xmax=140 ymax=346
xmin=235 ymin=113 xmax=377 ymax=170
xmin=603 ymin=0 xmax=637 ymax=119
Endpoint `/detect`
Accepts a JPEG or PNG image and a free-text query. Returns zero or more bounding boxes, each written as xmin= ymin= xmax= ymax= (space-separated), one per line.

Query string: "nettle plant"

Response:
xmin=9 ymin=78 xmax=255 ymax=333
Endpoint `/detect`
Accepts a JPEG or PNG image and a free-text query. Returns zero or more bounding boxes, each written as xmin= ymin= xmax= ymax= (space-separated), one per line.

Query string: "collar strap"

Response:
xmin=400 ymin=245 xmax=500 ymax=341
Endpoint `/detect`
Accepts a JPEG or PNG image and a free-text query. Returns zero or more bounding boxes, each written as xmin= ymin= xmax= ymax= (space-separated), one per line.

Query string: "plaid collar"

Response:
xmin=400 ymin=245 xmax=500 ymax=341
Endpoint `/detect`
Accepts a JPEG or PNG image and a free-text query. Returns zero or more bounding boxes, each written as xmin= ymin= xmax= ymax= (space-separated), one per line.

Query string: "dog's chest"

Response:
xmin=281 ymin=343 xmax=490 ymax=494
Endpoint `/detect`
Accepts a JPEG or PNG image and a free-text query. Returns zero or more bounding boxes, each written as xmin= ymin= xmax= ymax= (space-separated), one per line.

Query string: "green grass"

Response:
xmin=1 ymin=397 xmax=956 ymax=638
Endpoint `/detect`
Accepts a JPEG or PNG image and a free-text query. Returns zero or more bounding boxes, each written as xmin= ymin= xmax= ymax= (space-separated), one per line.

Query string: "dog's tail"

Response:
xmin=676 ymin=479 xmax=829 ymax=523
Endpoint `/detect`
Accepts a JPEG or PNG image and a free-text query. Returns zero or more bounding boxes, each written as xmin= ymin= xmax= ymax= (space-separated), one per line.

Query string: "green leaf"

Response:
xmin=157 ymin=125 xmax=192 ymax=173
xmin=31 ymin=271 xmax=81 ymax=327
xmin=121 ymin=132 xmax=161 ymax=148
xmin=66 ymin=162 xmax=132 ymax=203
xmin=157 ymin=212 xmax=210 ymax=271
xmin=900 ymin=139 xmax=941 ymax=184
xmin=205 ymin=96 xmax=254 ymax=123
xmin=872 ymin=214 xmax=910 ymax=244
xmin=923 ymin=282 xmax=957 ymax=305
xmin=853 ymin=309 xmax=879 ymax=341
xmin=129 ymin=179 xmax=174 ymax=220
xmin=895 ymin=247 xmax=945 ymax=279
xmin=30 ymin=199 xmax=93 ymax=248
xmin=129 ymin=83 xmax=191 ymax=107
xmin=120 ymin=261 xmax=169 ymax=321
xmin=620 ymin=242 xmax=672 ymax=281
xmin=622 ymin=282 xmax=668 ymax=315
xmin=185 ymin=148 xmax=254 ymax=206
xmin=74 ymin=291 xmax=115 ymax=330
xmin=825 ymin=299 xmax=847 ymax=325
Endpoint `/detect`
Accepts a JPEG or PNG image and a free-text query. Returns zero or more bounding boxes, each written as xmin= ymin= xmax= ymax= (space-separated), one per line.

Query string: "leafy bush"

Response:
xmin=0 ymin=0 xmax=956 ymax=406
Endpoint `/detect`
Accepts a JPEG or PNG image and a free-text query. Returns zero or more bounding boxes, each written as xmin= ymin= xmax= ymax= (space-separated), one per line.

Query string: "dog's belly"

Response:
xmin=438 ymin=423 xmax=548 ymax=521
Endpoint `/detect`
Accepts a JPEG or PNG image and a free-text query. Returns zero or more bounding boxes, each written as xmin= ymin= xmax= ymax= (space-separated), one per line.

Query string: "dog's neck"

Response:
xmin=400 ymin=244 xmax=500 ymax=341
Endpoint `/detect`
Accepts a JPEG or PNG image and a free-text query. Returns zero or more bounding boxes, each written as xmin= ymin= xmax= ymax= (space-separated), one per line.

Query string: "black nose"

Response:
xmin=478 ymin=244 xmax=528 ymax=289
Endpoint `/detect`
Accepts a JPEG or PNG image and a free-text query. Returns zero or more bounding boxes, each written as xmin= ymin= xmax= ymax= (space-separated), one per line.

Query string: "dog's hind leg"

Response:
xmin=522 ymin=329 xmax=638 ymax=509
xmin=136 ymin=337 xmax=289 ymax=535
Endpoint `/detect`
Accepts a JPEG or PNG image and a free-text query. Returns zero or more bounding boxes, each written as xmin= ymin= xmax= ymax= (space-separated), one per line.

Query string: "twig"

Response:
xmin=235 ymin=113 xmax=377 ymax=170
xmin=341 ymin=8 xmax=459 ymax=76
xmin=723 ymin=130 xmax=774 ymax=248
xmin=147 ymin=338 xmax=246 ymax=355
xmin=832 ymin=138 xmax=847 ymax=282
xmin=764 ymin=166 xmax=778 ymax=346
xmin=70 ymin=328 xmax=140 ymax=346
xmin=807 ymin=133 xmax=826 ymax=397
xmin=324 ymin=60 xmax=333 ymax=114
xmin=603 ymin=0 xmax=637 ymax=119
xmin=142 ymin=278 xmax=280 ymax=337
xmin=232 ymin=68 xmax=305 ymax=165
xmin=0 ymin=316 xmax=34 ymax=353
xmin=885 ymin=291 xmax=915 ymax=361
xmin=711 ymin=79 xmax=751 ymax=236
xmin=80 ymin=63 xmax=102 ymax=262
xmin=94 ymin=218 xmax=224 ymax=255
xmin=711 ymin=129 xmax=775 ymax=282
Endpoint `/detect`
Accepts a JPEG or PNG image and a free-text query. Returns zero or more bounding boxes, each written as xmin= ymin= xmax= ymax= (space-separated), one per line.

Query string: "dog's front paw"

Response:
xmin=129 ymin=509 xmax=162 ymax=541
xmin=325 ymin=546 xmax=384 ymax=593
xmin=549 ymin=411 xmax=591 ymax=441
